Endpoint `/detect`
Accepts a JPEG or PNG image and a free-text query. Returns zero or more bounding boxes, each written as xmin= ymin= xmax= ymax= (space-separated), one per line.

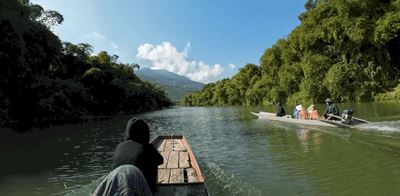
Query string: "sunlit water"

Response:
xmin=1 ymin=102 xmax=400 ymax=195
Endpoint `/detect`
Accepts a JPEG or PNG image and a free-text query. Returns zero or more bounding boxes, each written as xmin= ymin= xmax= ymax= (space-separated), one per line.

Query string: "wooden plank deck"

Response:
xmin=167 ymin=151 xmax=179 ymax=169
xmin=179 ymin=151 xmax=190 ymax=168
xmin=169 ymin=168 xmax=184 ymax=183
xmin=158 ymin=151 xmax=169 ymax=169
xmin=186 ymin=168 xmax=198 ymax=183
xmin=157 ymin=168 xmax=170 ymax=184
xmin=172 ymin=139 xmax=186 ymax=151
xmin=156 ymin=139 xmax=166 ymax=152
xmin=152 ymin=135 xmax=208 ymax=196
xmin=164 ymin=139 xmax=172 ymax=151
xmin=154 ymin=137 xmax=202 ymax=184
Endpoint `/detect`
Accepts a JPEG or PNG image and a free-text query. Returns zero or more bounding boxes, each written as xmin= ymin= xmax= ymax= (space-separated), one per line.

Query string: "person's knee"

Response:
xmin=115 ymin=164 xmax=141 ymax=173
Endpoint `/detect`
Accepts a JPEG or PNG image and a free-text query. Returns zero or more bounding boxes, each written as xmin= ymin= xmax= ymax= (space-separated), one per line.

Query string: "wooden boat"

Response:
xmin=251 ymin=111 xmax=369 ymax=128
xmin=320 ymin=114 xmax=370 ymax=128
xmin=151 ymin=135 xmax=209 ymax=196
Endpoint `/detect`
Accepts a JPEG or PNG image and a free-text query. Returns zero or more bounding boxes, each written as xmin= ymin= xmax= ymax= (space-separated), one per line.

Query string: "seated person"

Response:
xmin=323 ymin=98 xmax=340 ymax=120
xmin=293 ymin=104 xmax=302 ymax=119
xmin=276 ymin=102 xmax=286 ymax=117
xmin=307 ymin=104 xmax=320 ymax=120
xmin=298 ymin=106 xmax=308 ymax=119
xmin=112 ymin=118 xmax=163 ymax=194
xmin=93 ymin=165 xmax=152 ymax=196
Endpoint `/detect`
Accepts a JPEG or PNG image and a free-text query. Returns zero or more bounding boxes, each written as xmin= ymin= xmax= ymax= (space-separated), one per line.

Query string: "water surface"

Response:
xmin=1 ymin=102 xmax=400 ymax=195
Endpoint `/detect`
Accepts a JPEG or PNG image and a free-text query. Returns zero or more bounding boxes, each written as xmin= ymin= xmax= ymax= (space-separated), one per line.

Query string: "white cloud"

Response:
xmin=85 ymin=31 xmax=106 ymax=41
xmin=111 ymin=42 xmax=118 ymax=49
xmin=136 ymin=42 xmax=223 ymax=83
xmin=184 ymin=41 xmax=191 ymax=57
xmin=229 ymin=63 xmax=236 ymax=69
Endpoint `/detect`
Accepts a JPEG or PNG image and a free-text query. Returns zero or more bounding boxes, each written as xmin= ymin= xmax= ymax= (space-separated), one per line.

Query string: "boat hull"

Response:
xmin=252 ymin=111 xmax=369 ymax=128
xmin=156 ymin=184 xmax=208 ymax=196
xmin=152 ymin=135 xmax=209 ymax=196
xmin=251 ymin=112 xmax=338 ymax=127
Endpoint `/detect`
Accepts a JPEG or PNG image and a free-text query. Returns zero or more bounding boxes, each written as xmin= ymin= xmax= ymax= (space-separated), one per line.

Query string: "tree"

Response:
xmin=305 ymin=0 xmax=317 ymax=10
xmin=24 ymin=1 xmax=64 ymax=30
xmin=183 ymin=0 xmax=400 ymax=106
xmin=130 ymin=63 xmax=140 ymax=73
xmin=0 ymin=1 xmax=171 ymax=133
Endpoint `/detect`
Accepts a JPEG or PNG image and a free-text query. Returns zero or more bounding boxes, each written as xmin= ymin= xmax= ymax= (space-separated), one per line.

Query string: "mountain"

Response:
xmin=135 ymin=68 xmax=204 ymax=102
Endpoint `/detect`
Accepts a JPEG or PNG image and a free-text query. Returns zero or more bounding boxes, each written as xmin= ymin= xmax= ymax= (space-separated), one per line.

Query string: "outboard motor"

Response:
xmin=341 ymin=109 xmax=354 ymax=125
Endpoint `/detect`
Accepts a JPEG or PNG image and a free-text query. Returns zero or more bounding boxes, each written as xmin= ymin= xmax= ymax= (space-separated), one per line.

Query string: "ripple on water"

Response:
xmin=202 ymin=162 xmax=262 ymax=196
xmin=357 ymin=120 xmax=400 ymax=134
xmin=2 ymin=107 xmax=400 ymax=195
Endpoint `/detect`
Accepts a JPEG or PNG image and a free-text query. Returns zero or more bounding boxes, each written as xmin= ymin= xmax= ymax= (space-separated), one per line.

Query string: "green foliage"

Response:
xmin=0 ymin=1 xmax=171 ymax=133
xmin=182 ymin=0 xmax=400 ymax=107
xmin=374 ymin=84 xmax=400 ymax=102
xmin=374 ymin=2 xmax=400 ymax=45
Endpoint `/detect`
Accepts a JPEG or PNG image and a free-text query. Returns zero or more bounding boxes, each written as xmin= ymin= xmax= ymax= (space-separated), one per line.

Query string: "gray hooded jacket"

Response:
xmin=112 ymin=118 xmax=163 ymax=194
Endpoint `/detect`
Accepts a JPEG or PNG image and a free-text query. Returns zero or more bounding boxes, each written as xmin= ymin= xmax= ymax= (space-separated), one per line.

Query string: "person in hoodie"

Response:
xmin=112 ymin=118 xmax=163 ymax=194
xmin=93 ymin=164 xmax=152 ymax=196
xmin=275 ymin=102 xmax=286 ymax=117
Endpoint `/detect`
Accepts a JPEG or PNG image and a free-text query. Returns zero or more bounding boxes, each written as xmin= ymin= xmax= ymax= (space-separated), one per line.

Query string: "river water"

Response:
xmin=1 ymin=102 xmax=400 ymax=195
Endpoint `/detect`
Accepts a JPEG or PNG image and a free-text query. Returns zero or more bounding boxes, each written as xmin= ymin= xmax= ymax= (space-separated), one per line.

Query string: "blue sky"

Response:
xmin=32 ymin=0 xmax=306 ymax=83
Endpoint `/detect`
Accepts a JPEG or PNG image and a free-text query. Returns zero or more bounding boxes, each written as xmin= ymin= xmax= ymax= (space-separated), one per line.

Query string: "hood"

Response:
xmin=124 ymin=118 xmax=150 ymax=145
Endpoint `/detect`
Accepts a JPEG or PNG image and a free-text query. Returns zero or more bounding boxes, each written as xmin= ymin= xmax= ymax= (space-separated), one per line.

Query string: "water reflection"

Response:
xmin=0 ymin=104 xmax=400 ymax=195
xmin=261 ymin=120 xmax=400 ymax=196
xmin=300 ymin=129 xmax=323 ymax=153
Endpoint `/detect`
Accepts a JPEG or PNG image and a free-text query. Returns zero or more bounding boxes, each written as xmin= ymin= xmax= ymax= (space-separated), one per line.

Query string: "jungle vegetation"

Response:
xmin=375 ymin=84 xmax=400 ymax=101
xmin=182 ymin=0 xmax=400 ymax=106
xmin=0 ymin=0 xmax=171 ymax=133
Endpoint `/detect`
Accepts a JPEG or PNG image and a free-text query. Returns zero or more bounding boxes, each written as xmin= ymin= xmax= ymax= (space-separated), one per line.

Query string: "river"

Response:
xmin=1 ymin=102 xmax=400 ymax=195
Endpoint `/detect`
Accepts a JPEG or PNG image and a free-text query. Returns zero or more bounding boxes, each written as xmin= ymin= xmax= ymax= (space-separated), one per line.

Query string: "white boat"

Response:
xmin=251 ymin=111 xmax=369 ymax=128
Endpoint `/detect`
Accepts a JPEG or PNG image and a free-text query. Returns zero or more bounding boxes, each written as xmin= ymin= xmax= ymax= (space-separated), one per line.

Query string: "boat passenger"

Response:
xmin=294 ymin=104 xmax=302 ymax=119
xmin=308 ymin=104 xmax=320 ymax=120
xmin=307 ymin=104 xmax=314 ymax=113
xmin=298 ymin=106 xmax=308 ymax=119
xmin=112 ymin=118 xmax=163 ymax=194
xmin=93 ymin=164 xmax=152 ymax=196
xmin=323 ymin=98 xmax=340 ymax=120
xmin=276 ymin=102 xmax=286 ymax=117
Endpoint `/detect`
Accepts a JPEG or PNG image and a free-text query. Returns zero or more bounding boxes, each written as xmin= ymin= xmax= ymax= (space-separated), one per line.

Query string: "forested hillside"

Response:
xmin=182 ymin=0 xmax=400 ymax=106
xmin=136 ymin=68 xmax=204 ymax=102
xmin=0 ymin=0 xmax=171 ymax=133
